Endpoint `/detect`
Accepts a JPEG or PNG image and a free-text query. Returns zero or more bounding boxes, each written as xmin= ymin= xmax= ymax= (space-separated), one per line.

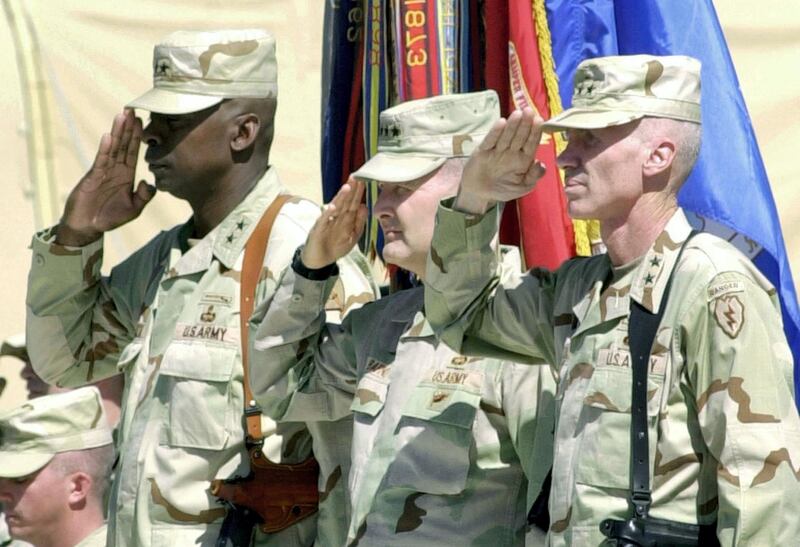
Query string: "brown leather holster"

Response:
xmin=210 ymin=194 xmax=320 ymax=537
xmin=210 ymin=447 xmax=320 ymax=533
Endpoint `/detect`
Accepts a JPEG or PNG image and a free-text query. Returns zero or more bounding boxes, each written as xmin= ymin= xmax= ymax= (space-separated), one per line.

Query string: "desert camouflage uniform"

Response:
xmin=425 ymin=204 xmax=800 ymax=545
xmin=249 ymin=246 xmax=556 ymax=546
xmin=26 ymin=168 xmax=377 ymax=547
xmin=75 ymin=525 xmax=108 ymax=547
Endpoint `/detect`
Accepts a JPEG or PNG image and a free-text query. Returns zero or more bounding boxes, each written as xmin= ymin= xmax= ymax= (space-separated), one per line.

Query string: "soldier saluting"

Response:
xmin=26 ymin=29 xmax=375 ymax=546
xmin=424 ymin=55 xmax=800 ymax=545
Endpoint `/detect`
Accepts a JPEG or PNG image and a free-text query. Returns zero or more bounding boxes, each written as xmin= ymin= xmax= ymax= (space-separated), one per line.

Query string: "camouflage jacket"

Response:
xmin=26 ymin=168 xmax=377 ymax=547
xmin=248 ymin=249 xmax=556 ymax=546
xmin=75 ymin=525 xmax=108 ymax=547
xmin=425 ymin=204 xmax=800 ymax=546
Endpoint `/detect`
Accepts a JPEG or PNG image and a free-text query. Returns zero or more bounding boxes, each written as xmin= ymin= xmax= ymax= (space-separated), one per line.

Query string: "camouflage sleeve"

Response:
xmin=26 ymin=228 xmax=137 ymax=387
xmin=684 ymin=270 xmax=800 ymax=544
xmin=249 ymin=250 xmax=375 ymax=423
xmin=501 ymin=361 xmax=557 ymax=510
xmin=425 ymin=200 xmax=558 ymax=364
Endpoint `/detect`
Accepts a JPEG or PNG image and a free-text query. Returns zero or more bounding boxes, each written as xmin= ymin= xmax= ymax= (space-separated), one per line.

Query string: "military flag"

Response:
xmin=545 ymin=0 xmax=800 ymax=391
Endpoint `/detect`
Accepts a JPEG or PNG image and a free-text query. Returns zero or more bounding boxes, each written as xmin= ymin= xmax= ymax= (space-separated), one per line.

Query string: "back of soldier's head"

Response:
xmin=0 ymin=386 xmax=113 ymax=480
xmin=0 ymin=387 xmax=113 ymax=545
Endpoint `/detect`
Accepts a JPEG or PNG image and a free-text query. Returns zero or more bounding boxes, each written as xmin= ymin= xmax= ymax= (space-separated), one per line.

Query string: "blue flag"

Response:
xmin=545 ymin=0 xmax=800 ymax=395
xmin=321 ymin=0 xmax=361 ymax=203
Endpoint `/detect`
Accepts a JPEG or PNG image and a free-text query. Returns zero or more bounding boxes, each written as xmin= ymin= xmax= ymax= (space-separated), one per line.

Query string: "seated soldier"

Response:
xmin=0 ymin=387 xmax=114 ymax=547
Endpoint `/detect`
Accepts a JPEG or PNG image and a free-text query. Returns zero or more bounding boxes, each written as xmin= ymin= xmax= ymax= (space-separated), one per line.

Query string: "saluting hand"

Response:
xmin=301 ymin=178 xmax=368 ymax=270
xmin=453 ymin=107 xmax=546 ymax=214
xmin=56 ymin=109 xmax=156 ymax=246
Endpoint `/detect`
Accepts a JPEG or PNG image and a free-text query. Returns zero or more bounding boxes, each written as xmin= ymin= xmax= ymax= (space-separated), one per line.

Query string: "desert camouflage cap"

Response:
xmin=0 ymin=386 xmax=112 ymax=478
xmin=542 ymin=54 xmax=701 ymax=132
xmin=127 ymin=29 xmax=277 ymax=115
xmin=352 ymin=91 xmax=500 ymax=183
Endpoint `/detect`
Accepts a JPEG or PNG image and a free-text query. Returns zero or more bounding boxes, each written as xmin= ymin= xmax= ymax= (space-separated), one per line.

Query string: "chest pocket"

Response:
xmin=386 ymin=381 xmax=482 ymax=495
xmin=575 ymin=364 xmax=666 ymax=490
xmin=350 ymin=373 xmax=390 ymax=420
xmin=159 ymin=342 xmax=238 ymax=450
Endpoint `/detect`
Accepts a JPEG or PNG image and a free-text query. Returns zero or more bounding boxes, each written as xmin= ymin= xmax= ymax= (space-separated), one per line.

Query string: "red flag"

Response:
xmin=507 ymin=0 xmax=575 ymax=270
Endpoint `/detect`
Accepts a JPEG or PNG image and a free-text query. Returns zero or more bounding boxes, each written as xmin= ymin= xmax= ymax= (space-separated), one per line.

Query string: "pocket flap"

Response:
xmin=350 ymin=374 xmax=389 ymax=417
xmin=159 ymin=342 xmax=237 ymax=382
xmin=583 ymin=366 xmax=662 ymax=415
xmin=402 ymin=385 xmax=481 ymax=429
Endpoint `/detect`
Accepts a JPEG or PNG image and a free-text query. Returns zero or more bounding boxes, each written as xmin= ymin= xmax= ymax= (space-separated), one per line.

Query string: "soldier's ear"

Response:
xmin=66 ymin=471 xmax=92 ymax=507
xmin=230 ymin=113 xmax=261 ymax=152
xmin=642 ymin=138 xmax=676 ymax=178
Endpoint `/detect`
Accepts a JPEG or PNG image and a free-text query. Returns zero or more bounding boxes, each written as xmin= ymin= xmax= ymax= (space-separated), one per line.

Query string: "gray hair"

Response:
xmin=639 ymin=117 xmax=702 ymax=190
xmin=51 ymin=444 xmax=115 ymax=506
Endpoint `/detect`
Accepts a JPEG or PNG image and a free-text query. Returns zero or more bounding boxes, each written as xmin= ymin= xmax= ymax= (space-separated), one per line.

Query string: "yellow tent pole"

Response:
xmin=3 ymin=0 xmax=60 ymax=229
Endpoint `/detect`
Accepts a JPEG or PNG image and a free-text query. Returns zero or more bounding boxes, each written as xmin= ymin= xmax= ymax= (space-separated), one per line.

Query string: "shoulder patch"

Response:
xmin=712 ymin=294 xmax=745 ymax=339
xmin=707 ymin=279 xmax=744 ymax=301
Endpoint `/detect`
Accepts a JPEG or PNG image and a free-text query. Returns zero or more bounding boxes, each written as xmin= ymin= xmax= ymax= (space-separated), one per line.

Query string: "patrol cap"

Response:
xmin=542 ymin=54 xmax=701 ymax=132
xmin=128 ymin=29 xmax=278 ymax=115
xmin=352 ymin=91 xmax=500 ymax=183
xmin=0 ymin=386 xmax=112 ymax=478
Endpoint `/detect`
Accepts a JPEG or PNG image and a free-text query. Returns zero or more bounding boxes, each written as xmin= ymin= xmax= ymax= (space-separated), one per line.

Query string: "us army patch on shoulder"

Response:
xmin=712 ymin=294 xmax=745 ymax=339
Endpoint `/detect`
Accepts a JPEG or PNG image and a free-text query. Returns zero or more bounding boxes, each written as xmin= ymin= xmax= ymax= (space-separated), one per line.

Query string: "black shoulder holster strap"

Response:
xmin=600 ymin=231 xmax=723 ymax=546
xmin=627 ymin=233 xmax=696 ymax=520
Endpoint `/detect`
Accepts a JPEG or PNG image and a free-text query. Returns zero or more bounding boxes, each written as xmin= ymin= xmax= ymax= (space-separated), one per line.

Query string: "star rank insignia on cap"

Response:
xmin=155 ymin=59 xmax=172 ymax=77
xmin=381 ymin=124 xmax=400 ymax=138
xmin=576 ymin=80 xmax=597 ymax=97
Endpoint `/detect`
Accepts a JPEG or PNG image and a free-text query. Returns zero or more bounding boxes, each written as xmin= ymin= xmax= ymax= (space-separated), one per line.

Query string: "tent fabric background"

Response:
xmin=0 ymin=1 xmax=798 ymax=411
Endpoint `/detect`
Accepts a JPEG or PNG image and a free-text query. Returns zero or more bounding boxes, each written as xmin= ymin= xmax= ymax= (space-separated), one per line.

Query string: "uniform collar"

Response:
xmin=571 ymin=208 xmax=692 ymax=334
xmin=400 ymin=311 xmax=436 ymax=339
xmin=629 ymin=208 xmax=693 ymax=313
xmin=167 ymin=167 xmax=286 ymax=277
